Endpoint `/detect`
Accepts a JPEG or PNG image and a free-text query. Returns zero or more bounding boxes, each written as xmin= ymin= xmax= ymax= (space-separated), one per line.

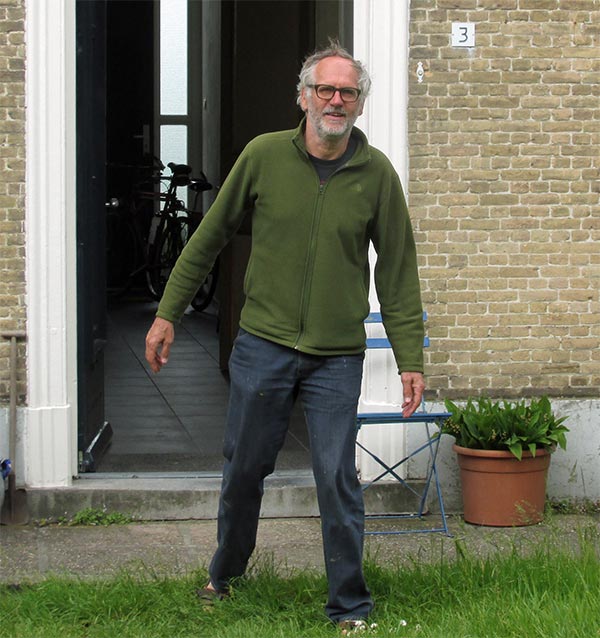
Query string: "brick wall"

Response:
xmin=0 ymin=0 xmax=26 ymax=403
xmin=409 ymin=0 xmax=599 ymax=399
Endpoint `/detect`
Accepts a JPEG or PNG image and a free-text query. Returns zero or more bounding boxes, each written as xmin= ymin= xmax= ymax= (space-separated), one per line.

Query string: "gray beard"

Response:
xmin=312 ymin=112 xmax=357 ymax=141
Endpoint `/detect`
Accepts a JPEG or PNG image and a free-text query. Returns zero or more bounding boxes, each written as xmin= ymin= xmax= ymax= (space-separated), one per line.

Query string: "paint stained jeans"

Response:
xmin=209 ymin=330 xmax=373 ymax=622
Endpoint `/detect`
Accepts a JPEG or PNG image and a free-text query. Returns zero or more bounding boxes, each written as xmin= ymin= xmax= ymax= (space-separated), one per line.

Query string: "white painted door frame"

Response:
xmin=354 ymin=0 xmax=410 ymax=187
xmin=22 ymin=0 xmax=408 ymax=488
xmin=354 ymin=0 xmax=411 ymax=478
xmin=25 ymin=0 xmax=78 ymax=487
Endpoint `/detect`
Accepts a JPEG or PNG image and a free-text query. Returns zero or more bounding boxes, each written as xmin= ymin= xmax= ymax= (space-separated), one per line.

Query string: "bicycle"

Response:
xmin=105 ymin=158 xmax=162 ymax=297
xmin=146 ymin=162 xmax=218 ymax=311
xmin=106 ymin=159 xmax=218 ymax=311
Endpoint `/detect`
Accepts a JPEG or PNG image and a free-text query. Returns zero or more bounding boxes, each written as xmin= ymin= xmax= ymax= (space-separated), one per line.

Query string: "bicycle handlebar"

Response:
xmin=108 ymin=159 xmax=213 ymax=205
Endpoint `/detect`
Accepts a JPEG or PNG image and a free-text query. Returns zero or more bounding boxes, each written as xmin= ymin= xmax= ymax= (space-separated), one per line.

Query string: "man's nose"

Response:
xmin=329 ymin=89 xmax=345 ymax=106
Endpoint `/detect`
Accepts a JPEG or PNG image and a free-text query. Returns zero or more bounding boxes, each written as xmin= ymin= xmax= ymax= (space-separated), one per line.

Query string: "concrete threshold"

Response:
xmin=27 ymin=471 xmax=432 ymax=522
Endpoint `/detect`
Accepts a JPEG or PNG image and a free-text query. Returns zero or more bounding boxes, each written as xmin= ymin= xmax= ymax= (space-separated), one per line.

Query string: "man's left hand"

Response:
xmin=400 ymin=371 xmax=425 ymax=418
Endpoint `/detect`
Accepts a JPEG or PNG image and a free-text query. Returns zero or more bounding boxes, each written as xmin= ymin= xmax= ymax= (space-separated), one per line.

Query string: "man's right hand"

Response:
xmin=145 ymin=317 xmax=175 ymax=373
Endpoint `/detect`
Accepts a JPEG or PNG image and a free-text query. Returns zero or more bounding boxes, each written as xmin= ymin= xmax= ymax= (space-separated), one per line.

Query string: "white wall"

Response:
xmin=545 ymin=400 xmax=600 ymax=503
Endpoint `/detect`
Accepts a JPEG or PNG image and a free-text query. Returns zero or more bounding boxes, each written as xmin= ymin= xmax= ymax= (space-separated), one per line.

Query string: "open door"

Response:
xmin=77 ymin=0 xmax=352 ymax=474
xmin=76 ymin=0 xmax=112 ymax=471
xmin=217 ymin=0 xmax=314 ymax=370
xmin=217 ymin=0 xmax=353 ymax=369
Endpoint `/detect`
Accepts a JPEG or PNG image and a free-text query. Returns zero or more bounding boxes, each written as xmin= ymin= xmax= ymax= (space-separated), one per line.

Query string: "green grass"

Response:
xmin=1 ymin=526 xmax=599 ymax=638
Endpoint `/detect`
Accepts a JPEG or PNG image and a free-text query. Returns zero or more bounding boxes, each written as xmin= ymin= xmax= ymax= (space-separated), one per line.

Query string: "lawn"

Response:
xmin=1 ymin=524 xmax=598 ymax=638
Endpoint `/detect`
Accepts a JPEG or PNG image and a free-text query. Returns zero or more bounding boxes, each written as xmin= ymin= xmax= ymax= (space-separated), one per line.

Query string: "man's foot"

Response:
xmin=195 ymin=582 xmax=229 ymax=605
xmin=338 ymin=619 xmax=369 ymax=634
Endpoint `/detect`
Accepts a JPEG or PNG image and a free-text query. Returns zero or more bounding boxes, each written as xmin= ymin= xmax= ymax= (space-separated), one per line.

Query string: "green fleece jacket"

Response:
xmin=156 ymin=121 xmax=424 ymax=373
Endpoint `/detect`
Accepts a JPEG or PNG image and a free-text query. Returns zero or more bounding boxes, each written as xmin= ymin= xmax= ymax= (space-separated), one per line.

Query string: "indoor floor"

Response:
xmin=99 ymin=299 xmax=312 ymax=474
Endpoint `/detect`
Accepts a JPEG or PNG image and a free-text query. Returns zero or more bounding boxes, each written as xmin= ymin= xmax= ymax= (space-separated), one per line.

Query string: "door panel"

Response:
xmin=106 ymin=0 xmax=155 ymax=209
xmin=76 ymin=0 xmax=111 ymax=471
xmin=218 ymin=0 xmax=314 ymax=369
xmin=217 ymin=0 xmax=353 ymax=368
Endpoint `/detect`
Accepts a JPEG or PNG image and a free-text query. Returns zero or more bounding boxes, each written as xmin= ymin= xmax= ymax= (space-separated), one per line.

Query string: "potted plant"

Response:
xmin=441 ymin=396 xmax=569 ymax=527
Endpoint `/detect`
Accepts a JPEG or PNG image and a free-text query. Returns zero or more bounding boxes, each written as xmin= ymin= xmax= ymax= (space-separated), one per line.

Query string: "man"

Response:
xmin=145 ymin=42 xmax=425 ymax=630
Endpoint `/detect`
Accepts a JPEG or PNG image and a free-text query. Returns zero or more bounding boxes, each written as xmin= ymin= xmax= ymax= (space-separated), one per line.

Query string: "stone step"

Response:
xmin=26 ymin=471 xmax=441 ymax=522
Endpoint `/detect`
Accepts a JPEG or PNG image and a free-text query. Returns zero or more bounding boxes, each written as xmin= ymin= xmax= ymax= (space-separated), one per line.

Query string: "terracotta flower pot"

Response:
xmin=454 ymin=444 xmax=551 ymax=527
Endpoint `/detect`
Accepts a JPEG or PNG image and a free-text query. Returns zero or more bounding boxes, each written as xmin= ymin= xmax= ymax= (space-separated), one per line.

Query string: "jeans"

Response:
xmin=209 ymin=329 xmax=373 ymax=622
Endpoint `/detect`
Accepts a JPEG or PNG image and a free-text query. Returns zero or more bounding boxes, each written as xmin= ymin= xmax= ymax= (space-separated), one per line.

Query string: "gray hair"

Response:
xmin=296 ymin=40 xmax=372 ymax=107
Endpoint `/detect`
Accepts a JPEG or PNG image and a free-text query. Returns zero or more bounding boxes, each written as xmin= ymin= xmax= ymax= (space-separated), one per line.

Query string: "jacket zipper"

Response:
xmin=293 ymin=163 xmax=351 ymax=349
xmin=294 ymin=176 xmax=325 ymax=349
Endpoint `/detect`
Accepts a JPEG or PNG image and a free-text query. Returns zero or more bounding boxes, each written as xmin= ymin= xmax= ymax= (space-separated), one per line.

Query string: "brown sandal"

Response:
xmin=195 ymin=586 xmax=229 ymax=604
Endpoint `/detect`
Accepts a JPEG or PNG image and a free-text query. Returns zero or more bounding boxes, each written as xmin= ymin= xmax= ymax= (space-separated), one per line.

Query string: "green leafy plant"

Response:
xmin=69 ymin=507 xmax=132 ymax=526
xmin=441 ymin=396 xmax=569 ymax=460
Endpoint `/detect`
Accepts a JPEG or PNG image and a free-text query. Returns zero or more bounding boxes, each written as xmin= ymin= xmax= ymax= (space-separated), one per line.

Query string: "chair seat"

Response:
xmin=357 ymin=411 xmax=450 ymax=425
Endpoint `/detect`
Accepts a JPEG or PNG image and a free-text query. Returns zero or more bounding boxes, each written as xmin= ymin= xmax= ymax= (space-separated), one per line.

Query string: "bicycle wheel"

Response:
xmin=147 ymin=217 xmax=191 ymax=300
xmin=191 ymin=257 xmax=219 ymax=312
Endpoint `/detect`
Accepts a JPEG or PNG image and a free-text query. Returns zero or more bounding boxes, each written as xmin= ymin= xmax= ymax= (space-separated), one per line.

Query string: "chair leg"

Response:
xmin=358 ymin=419 xmax=452 ymax=536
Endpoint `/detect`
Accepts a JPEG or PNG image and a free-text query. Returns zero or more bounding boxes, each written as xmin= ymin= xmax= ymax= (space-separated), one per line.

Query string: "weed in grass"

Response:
xmin=36 ymin=507 xmax=133 ymax=527
xmin=548 ymin=498 xmax=600 ymax=516
xmin=69 ymin=507 xmax=133 ymax=526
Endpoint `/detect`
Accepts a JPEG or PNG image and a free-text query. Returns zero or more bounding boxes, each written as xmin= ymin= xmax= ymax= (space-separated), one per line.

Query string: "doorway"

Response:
xmin=77 ymin=0 xmax=353 ymax=474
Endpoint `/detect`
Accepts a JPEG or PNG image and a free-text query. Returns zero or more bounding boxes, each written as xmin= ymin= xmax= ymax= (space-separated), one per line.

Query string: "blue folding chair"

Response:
xmin=356 ymin=312 xmax=451 ymax=536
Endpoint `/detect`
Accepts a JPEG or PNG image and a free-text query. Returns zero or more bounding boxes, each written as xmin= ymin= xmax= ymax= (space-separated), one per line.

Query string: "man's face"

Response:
xmin=300 ymin=57 xmax=364 ymax=142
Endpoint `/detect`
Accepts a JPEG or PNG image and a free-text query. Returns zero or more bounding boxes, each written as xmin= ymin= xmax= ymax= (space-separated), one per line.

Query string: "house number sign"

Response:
xmin=452 ymin=23 xmax=475 ymax=47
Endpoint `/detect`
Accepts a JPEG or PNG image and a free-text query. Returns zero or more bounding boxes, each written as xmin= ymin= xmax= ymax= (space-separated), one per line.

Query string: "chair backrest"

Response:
xmin=365 ymin=311 xmax=429 ymax=349
xmin=363 ymin=311 xmax=434 ymax=415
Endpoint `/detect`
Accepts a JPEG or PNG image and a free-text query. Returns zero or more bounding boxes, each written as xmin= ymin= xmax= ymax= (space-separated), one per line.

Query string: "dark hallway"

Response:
xmin=100 ymin=300 xmax=312 ymax=474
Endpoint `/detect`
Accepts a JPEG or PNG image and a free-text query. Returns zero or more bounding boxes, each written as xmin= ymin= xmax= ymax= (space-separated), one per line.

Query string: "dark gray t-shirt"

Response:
xmin=308 ymin=137 xmax=357 ymax=183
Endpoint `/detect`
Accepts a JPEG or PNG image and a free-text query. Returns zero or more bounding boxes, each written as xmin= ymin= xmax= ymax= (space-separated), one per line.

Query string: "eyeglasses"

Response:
xmin=308 ymin=84 xmax=362 ymax=103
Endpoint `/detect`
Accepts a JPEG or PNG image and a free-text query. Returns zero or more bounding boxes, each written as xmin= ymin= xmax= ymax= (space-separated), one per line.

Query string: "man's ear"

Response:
xmin=299 ymin=87 xmax=308 ymax=112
